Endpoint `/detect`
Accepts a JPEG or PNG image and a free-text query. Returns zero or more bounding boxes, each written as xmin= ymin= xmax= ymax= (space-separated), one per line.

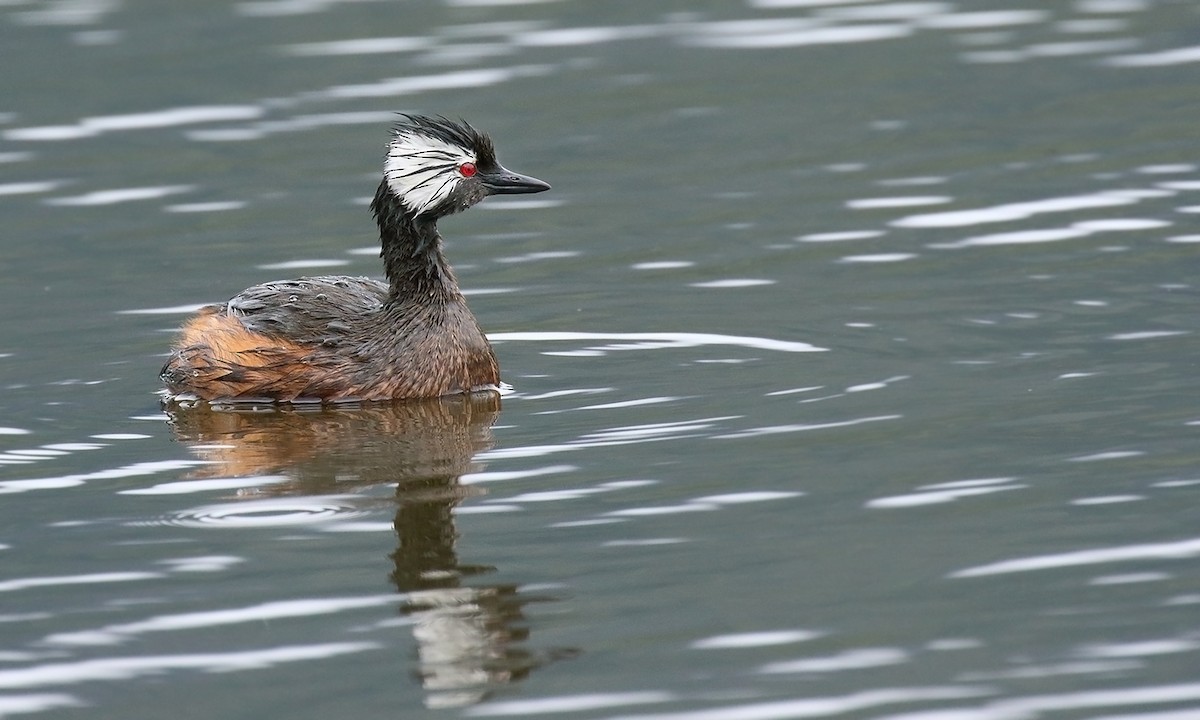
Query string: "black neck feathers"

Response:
xmin=371 ymin=179 xmax=459 ymax=303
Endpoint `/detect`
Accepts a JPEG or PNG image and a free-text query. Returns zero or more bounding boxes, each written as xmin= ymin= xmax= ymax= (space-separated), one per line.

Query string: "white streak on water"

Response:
xmin=1159 ymin=181 xmax=1200 ymax=190
xmin=494 ymin=250 xmax=577 ymax=264
xmin=515 ymin=388 xmax=612 ymax=400
xmin=0 ymin=643 xmax=379 ymax=689
xmin=0 ymin=460 xmax=208 ymax=494
xmin=447 ymin=0 xmax=564 ymax=7
xmin=1137 ymin=164 xmax=1195 ymax=174
xmin=749 ymin=0 xmax=883 ymax=7
xmin=0 ymin=180 xmax=66 ymax=195
xmin=256 ymin=259 xmax=350 ymax=270
xmin=45 ymin=186 xmax=193 ymax=206
xmin=0 ymin=694 xmax=82 ymax=716
xmin=0 ymin=572 xmax=162 ymax=594
xmin=319 ymin=522 xmax=393 ymax=533
xmin=767 ymin=386 xmax=824 ymax=396
xmin=915 ymin=9 xmax=1048 ymax=28
xmin=692 ymin=630 xmax=822 ymax=649
xmin=580 ymin=418 xmax=736 ymax=441
xmin=1106 ymin=45 xmax=1200 ymax=67
xmin=482 ymin=198 xmax=564 ymax=211
xmin=1068 ymin=450 xmax=1145 ymax=461
xmin=461 ymin=465 xmax=576 ymax=485
xmin=1077 ymin=218 xmax=1171 ymax=230
xmin=494 ymin=487 xmax=607 ymax=503
xmin=928 ymin=217 xmax=1171 ymax=248
xmin=164 ymin=201 xmax=246 ymax=213
xmin=1108 ymin=331 xmax=1189 ymax=340
xmin=684 ymin=23 xmax=912 ymax=49
xmin=606 ymin=504 xmax=717 ymax=517
xmin=1077 ymin=0 xmax=1150 ymax=11
xmin=760 ymin=647 xmax=909 ymax=673
xmin=714 ymin=414 xmax=902 ymax=439
xmin=477 ymin=418 xmax=739 ymax=459
xmin=959 ymin=659 xmax=1144 ymax=682
xmin=633 ymin=261 xmax=695 ymax=269
xmin=575 ymin=397 xmax=682 ymax=411
xmin=1153 ymin=479 xmax=1200 ymax=488
xmin=489 ymin=331 xmax=826 ymax=353
xmin=893 ymin=191 xmax=1145 ymax=228
xmin=1072 ymin=495 xmax=1144 ymax=505
xmin=158 ymin=556 xmax=244 ymax=573
xmin=847 ymin=376 xmax=909 ymax=392
xmin=166 ymin=497 xmax=366 ymax=528
xmin=319 ymin=66 xmax=550 ymax=99
xmin=117 ymin=303 xmax=212 ymax=315
xmin=602 ymin=687 xmax=988 ymax=720
xmin=119 ymin=475 xmax=290 ymax=495
xmin=1091 ymin=572 xmax=1170 ymax=585
xmin=4 ymin=106 xmax=263 ymax=141
xmin=838 ymin=253 xmax=917 ymax=263
xmin=602 ymin=538 xmax=686 ymax=547
xmin=818 ymin=3 xmax=952 ymax=21
xmin=926 ymin=478 xmax=1019 ymax=490
xmin=930 ymin=227 xmax=1093 ymax=248
xmin=951 ymin=538 xmax=1200 ymax=578
xmin=515 ymin=25 xmax=661 ymax=47
xmin=43 ymin=596 xmax=401 ymax=646
xmin=280 ymin=36 xmax=431 ymax=55
xmin=847 ymin=196 xmax=950 ymax=209
xmin=868 ymin=483 xmax=1026 ymax=508
xmin=465 ymin=692 xmax=674 ymax=716
xmin=798 ymin=230 xmax=885 ymax=242
xmin=690 ymin=278 xmax=776 ymax=287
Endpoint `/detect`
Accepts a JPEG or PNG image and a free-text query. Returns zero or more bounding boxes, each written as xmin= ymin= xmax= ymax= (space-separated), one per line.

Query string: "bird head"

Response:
xmin=383 ymin=114 xmax=550 ymax=219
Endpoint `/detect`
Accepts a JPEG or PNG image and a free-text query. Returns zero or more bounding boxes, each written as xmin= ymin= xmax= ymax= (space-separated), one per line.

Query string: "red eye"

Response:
xmin=458 ymin=162 xmax=477 ymax=178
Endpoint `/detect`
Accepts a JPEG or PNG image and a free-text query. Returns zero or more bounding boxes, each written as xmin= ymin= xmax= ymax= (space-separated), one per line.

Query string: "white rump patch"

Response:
xmin=384 ymin=131 xmax=473 ymax=215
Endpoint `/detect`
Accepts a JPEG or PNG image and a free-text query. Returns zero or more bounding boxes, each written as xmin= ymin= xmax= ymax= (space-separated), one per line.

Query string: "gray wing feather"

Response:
xmin=225 ymin=276 xmax=388 ymax=347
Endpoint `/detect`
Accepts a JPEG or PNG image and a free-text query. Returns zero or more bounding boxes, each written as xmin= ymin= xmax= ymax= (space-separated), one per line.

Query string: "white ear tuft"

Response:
xmin=384 ymin=131 xmax=474 ymax=216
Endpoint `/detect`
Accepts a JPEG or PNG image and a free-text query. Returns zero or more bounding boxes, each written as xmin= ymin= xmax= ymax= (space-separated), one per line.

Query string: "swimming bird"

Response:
xmin=161 ymin=115 xmax=550 ymax=403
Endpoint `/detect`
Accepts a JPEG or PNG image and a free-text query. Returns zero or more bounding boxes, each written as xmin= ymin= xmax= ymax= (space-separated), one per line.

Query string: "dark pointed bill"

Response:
xmin=480 ymin=165 xmax=551 ymax=195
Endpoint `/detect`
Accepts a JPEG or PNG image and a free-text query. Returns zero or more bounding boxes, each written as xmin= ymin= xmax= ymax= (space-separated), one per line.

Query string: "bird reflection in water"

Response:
xmin=164 ymin=393 xmax=576 ymax=708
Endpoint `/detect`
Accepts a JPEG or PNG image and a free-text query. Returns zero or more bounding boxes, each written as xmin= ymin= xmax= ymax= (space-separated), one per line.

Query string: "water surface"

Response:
xmin=2 ymin=1 xmax=1199 ymax=718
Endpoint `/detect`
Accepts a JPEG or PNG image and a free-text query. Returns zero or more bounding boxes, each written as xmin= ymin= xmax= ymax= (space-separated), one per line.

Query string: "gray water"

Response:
xmin=2 ymin=1 xmax=1199 ymax=718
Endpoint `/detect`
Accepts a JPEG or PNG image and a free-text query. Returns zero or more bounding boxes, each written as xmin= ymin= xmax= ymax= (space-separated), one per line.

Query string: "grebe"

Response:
xmin=161 ymin=115 xmax=550 ymax=403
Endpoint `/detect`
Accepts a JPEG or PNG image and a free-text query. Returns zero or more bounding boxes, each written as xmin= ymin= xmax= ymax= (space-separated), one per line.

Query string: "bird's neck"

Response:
xmin=372 ymin=180 xmax=460 ymax=304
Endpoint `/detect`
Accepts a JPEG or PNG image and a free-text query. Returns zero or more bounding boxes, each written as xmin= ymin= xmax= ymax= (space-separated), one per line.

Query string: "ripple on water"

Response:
xmin=256 ymin=259 xmax=351 ymax=270
xmin=0 ymin=180 xmax=67 ymax=196
xmin=164 ymin=201 xmax=247 ymax=213
xmin=0 ymin=695 xmax=82 ymax=716
xmin=838 ymin=253 xmax=918 ymax=263
xmin=45 ymin=186 xmax=193 ymax=206
xmin=689 ymin=278 xmax=776 ymax=288
xmin=489 ymin=331 xmax=826 ymax=354
xmin=867 ymin=478 xmax=1027 ymax=508
xmin=691 ymin=630 xmax=823 ymax=649
xmin=150 ymin=496 xmax=370 ymax=529
xmin=631 ymin=261 xmax=694 ymax=270
xmin=759 ymin=647 xmax=910 ymax=674
xmin=3 ymin=105 xmax=262 ymax=141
